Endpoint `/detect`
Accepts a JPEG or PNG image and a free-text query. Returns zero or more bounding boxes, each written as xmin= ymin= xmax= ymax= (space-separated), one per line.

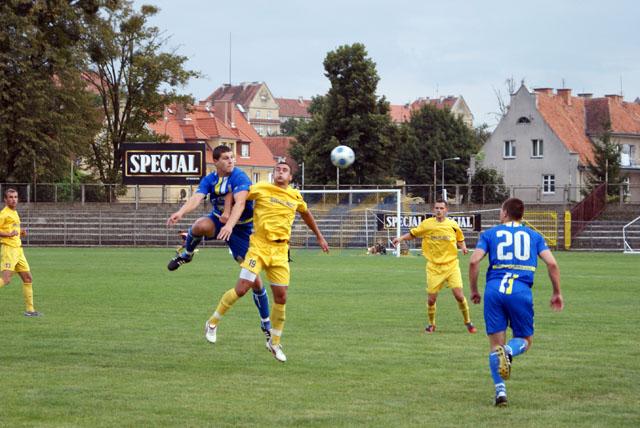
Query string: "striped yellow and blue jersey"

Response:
xmin=0 ymin=206 xmax=22 ymax=248
xmin=196 ymin=167 xmax=253 ymax=223
xmin=410 ymin=217 xmax=464 ymax=264
xmin=247 ymin=182 xmax=308 ymax=242
xmin=476 ymin=222 xmax=549 ymax=287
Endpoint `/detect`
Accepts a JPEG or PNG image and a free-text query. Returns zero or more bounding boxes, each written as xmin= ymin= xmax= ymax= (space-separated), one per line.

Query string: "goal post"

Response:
xmin=297 ymin=188 xmax=402 ymax=257
xmin=623 ymin=215 xmax=640 ymax=254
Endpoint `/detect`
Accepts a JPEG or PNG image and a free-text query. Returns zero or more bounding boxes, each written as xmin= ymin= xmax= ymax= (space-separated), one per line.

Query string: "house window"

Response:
xmin=543 ymin=175 xmax=555 ymax=194
xmin=503 ymin=140 xmax=516 ymax=158
xmin=532 ymin=139 xmax=543 ymax=158
xmin=255 ymin=110 xmax=261 ymax=119
xmin=253 ymin=172 xmax=260 ymax=182
xmin=517 ymin=116 xmax=531 ymax=124
xmin=241 ymin=143 xmax=250 ymax=158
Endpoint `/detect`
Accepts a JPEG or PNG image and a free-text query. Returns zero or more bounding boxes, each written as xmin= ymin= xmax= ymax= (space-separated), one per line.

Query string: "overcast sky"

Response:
xmin=134 ymin=0 xmax=640 ymax=127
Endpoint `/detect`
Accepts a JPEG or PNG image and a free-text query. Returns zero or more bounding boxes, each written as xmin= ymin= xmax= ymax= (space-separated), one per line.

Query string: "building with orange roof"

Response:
xmin=139 ymin=101 xmax=277 ymax=203
xmin=205 ymin=82 xmax=281 ymax=136
xmin=389 ymin=96 xmax=474 ymax=127
xmin=478 ymin=84 xmax=640 ymax=202
xmin=275 ymin=97 xmax=312 ymax=122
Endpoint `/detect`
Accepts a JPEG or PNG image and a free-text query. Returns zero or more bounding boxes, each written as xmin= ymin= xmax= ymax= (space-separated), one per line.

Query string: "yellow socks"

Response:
xmin=270 ymin=303 xmax=286 ymax=345
xmin=23 ymin=282 xmax=34 ymax=312
xmin=427 ymin=302 xmax=436 ymax=326
xmin=208 ymin=288 xmax=240 ymax=326
xmin=458 ymin=297 xmax=471 ymax=324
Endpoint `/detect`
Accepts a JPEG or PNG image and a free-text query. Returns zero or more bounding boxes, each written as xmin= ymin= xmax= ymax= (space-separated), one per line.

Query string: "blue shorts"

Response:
xmin=484 ymin=278 xmax=534 ymax=338
xmin=205 ymin=212 xmax=252 ymax=263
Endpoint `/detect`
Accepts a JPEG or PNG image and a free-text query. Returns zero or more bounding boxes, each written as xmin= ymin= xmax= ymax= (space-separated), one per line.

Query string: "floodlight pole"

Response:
xmin=336 ymin=167 xmax=340 ymax=190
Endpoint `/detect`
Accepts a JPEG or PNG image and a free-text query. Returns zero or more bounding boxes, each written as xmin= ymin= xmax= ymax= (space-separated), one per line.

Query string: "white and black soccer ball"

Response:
xmin=330 ymin=145 xmax=355 ymax=169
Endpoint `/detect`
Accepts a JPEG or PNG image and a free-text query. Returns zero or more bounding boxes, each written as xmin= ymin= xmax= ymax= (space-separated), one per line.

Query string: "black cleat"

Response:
xmin=495 ymin=345 xmax=512 ymax=380
xmin=495 ymin=394 xmax=508 ymax=407
xmin=167 ymin=250 xmax=193 ymax=271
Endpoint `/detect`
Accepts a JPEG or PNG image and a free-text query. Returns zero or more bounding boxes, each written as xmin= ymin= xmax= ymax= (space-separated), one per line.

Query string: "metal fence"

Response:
xmin=2 ymin=182 xmax=639 ymax=206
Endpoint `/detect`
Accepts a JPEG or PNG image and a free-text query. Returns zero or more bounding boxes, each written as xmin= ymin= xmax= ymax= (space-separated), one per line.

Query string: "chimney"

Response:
xmin=212 ymin=100 xmax=234 ymax=126
xmin=534 ymin=88 xmax=553 ymax=95
xmin=605 ymin=94 xmax=623 ymax=103
xmin=557 ymin=89 xmax=572 ymax=105
xmin=577 ymin=93 xmax=593 ymax=99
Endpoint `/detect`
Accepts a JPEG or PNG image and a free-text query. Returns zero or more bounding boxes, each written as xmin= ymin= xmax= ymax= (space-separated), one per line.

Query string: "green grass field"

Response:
xmin=1 ymin=248 xmax=639 ymax=427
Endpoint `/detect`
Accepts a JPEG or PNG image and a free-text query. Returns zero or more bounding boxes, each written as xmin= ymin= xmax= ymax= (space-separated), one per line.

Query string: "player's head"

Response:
xmin=212 ymin=145 xmax=235 ymax=175
xmin=4 ymin=188 xmax=18 ymax=209
xmin=501 ymin=197 xmax=525 ymax=222
xmin=433 ymin=199 xmax=448 ymax=220
xmin=273 ymin=161 xmax=292 ymax=187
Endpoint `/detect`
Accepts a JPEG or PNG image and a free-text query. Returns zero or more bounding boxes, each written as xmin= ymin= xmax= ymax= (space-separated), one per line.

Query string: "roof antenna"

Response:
xmin=620 ymin=75 xmax=623 ymax=97
xmin=228 ymin=32 xmax=232 ymax=85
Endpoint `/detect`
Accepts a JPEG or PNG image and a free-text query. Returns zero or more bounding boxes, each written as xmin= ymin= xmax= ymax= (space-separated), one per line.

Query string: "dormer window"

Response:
xmin=517 ymin=116 xmax=531 ymax=124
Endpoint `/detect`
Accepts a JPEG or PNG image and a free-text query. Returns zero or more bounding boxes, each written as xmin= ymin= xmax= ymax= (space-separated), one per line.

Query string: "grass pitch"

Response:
xmin=1 ymin=248 xmax=639 ymax=427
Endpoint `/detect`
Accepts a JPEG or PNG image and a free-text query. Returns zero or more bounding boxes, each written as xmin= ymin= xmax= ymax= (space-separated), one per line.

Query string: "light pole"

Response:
xmin=300 ymin=161 xmax=305 ymax=189
xmin=441 ymin=157 xmax=460 ymax=200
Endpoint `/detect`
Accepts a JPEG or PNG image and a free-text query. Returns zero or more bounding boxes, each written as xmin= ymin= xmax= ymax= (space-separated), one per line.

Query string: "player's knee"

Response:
xmin=192 ymin=218 xmax=214 ymax=236
xmin=235 ymin=279 xmax=253 ymax=297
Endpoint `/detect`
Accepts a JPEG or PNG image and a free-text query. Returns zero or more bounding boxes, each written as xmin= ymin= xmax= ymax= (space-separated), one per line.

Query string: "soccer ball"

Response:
xmin=330 ymin=145 xmax=355 ymax=169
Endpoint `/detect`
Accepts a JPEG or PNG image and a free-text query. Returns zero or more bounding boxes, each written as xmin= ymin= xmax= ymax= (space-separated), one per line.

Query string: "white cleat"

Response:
xmin=267 ymin=338 xmax=287 ymax=362
xmin=204 ymin=321 xmax=217 ymax=344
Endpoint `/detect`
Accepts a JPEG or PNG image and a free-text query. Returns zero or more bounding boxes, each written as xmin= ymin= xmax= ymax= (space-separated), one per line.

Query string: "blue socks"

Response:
xmin=506 ymin=338 xmax=528 ymax=358
xmin=252 ymin=288 xmax=271 ymax=331
xmin=184 ymin=227 xmax=203 ymax=253
xmin=489 ymin=352 xmax=504 ymax=385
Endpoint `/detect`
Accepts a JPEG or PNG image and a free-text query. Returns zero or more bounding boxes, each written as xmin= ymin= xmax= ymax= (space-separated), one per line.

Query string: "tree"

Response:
xmin=0 ymin=0 xmax=102 ymax=184
xmin=290 ymin=43 xmax=397 ymax=185
xmin=584 ymin=124 xmax=625 ymax=198
xmin=84 ymin=1 xmax=198 ymax=189
xmin=397 ymin=104 xmax=481 ymax=192
xmin=470 ymin=167 xmax=509 ymax=204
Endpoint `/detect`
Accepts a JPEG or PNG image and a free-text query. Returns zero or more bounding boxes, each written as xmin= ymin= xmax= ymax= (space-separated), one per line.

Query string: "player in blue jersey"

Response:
xmin=166 ymin=145 xmax=271 ymax=338
xmin=469 ymin=198 xmax=563 ymax=407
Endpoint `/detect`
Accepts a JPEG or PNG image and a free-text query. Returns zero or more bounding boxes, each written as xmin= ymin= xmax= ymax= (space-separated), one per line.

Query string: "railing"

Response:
xmin=2 ymin=182 xmax=639 ymax=206
xmin=570 ymin=183 xmax=607 ymax=239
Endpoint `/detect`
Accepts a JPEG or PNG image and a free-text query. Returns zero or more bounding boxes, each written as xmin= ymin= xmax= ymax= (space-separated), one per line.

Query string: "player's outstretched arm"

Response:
xmin=166 ymin=193 xmax=205 ymax=226
xmin=217 ymin=190 xmax=248 ymax=241
xmin=539 ymin=249 xmax=564 ymax=311
xmin=468 ymin=248 xmax=486 ymax=304
xmin=300 ymin=210 xmax=329 ymax=252
xmin=392 ymin=232 xmax=414 ymax=247
xmin=457 ymin=240 xmax=469 ymax=255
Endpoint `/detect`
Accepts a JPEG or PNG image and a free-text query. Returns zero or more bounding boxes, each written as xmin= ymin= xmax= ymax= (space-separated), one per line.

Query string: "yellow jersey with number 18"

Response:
xmin=0 ymin=206 xmax=22 ymax=248
xmin=247 ymin=182 xmax=308 ymax=242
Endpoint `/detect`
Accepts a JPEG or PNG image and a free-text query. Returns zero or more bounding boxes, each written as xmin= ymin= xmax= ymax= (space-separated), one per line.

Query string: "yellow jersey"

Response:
xmin=410 ymin=217 xmax=464 ymax=265
xmin=0 ymin=206 xmax=22 ymax=248
xmin=248 ymin=182 xmax=308 ymax=242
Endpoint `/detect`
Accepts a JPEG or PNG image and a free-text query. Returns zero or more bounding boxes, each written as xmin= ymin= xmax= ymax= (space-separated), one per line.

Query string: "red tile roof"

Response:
xmin=585 ymin=96 xmax=640 ymax=135
xmin=205 ymin=83 xmax=263 ymax=108
xmin=389 ymin=96 xmax=459 ymax=123
xmin=263 ymin=136 xmax=299 ymax=175
xmin=535 ymin=91 xmax=593 ymax=164
xmin=275 ymin=98 xmax=312 ymax=118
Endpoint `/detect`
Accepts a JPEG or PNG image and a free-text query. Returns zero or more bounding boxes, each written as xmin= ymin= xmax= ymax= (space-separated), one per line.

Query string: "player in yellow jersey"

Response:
xmin=0 ymin=188 xmax=41 ymax=317
xmin=204 ymin=161 xmax=329 ymax=362
xmin=393 ymin=199 xmax=475 ymax=333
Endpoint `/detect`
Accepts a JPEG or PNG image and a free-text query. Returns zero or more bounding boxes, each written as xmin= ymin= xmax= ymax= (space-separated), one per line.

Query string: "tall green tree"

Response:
xmin=290 ymin=43 xmax=397 ymax=185
xmin=584 ymin=124 xmax=625 ymax=198
xmin=84 ymin=1 xmax=199 ymax=187
xmin=397 ymin=104 xmax=481 ymax=187
xmin=0 ymin=0 xmax=101 ymax=183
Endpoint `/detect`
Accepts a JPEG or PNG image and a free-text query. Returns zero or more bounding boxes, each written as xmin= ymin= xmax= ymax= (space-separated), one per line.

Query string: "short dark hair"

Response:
xmin=4 ymin=187 xmax=17 ymax=198
xmin=502 ymin=197 xmax=525 ymax=221
xmin=212 ymin=145 xmax=232 ymax=160
xmin=275 ymin=160 xmax=292 ymax=171
xmin=434 ymin=198 xmax=448 ymax=207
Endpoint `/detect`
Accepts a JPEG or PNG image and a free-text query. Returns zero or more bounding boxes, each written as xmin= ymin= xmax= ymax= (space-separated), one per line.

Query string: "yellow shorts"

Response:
xmin=1 ymin=245 xmax=30 ymax=273
xmin=425 ymin=259 xmax=463 ymax=294
xmin=240 ymin=235 xmax=290 ymax=286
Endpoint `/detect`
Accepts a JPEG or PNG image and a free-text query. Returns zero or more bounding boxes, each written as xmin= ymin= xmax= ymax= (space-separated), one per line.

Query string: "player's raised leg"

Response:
xmin=267 ymin=283 xmax=287 ymax=362
xmin=251 ymin=275 xmax=272 ymax=341
xmin=168 ymin=217 xmax=215 ymax=271
xmin=205 ymin=274 xmax=254 ymax=343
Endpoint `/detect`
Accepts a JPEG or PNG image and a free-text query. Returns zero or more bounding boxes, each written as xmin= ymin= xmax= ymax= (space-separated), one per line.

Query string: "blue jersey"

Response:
xmin=476 ymin=222 xmax=549 ymax=287
xmin=196 ymin=168 xmax=253 ymax=223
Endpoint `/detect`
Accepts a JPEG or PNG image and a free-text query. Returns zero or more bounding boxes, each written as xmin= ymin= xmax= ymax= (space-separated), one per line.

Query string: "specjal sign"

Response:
xmin=376 ymin=213 xmax=481 ymax=231
xmin=121 ymin=143 xmax=206 ymax=184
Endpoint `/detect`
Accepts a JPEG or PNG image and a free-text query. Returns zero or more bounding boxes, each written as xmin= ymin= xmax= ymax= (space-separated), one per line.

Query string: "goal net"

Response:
xmin=292 ymin=188 xmax=402 ymax=256
xmin=623 ymin=215 xmax=640 ymax=254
